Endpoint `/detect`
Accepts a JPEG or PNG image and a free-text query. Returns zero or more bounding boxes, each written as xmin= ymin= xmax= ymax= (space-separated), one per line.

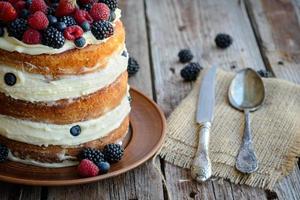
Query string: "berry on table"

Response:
xmin=103 ymin=144 xmax=124 ymax=163
xmin=64 ymin=25 xmax=83 ymax=40
xmin=55 ymin=0 xmax=76 ymax=17
xmin=77 ymin=159 xmax=99 ymax=177
xmin=42 ymin=26 xmax=65 ymax=48
xmin=58 ymin=16 xmax=76 ymax=27
xmin=178 ymin=49 xmax=193 ymax=63
xmin=127 ymin=57 xmax=139 ymax=76
xmin=78 ymin=148 xmax=105 ymax=164
xmin=55 ymin=21 xmax=66 ymax=32
xmin=74 ymin=9 xmax=93 ymax=25
xmin=74 ymin=37 xmax=86 ymax=48
xmin=29 ymin=0 xmax=47 ymax=14
xmin=97 ymin=161 xmax=110 ymax=174
xmin=22 ymin=28 xmax=42 ymax=44
xmin=70 ymin=125 xmax=81 ymax=136
xmin=81 ymin=21 xmax=90 ymax=32
xmin=0 ymin=2 xmax=17 ymax=22
xmin=91 ymin=20 xmax=114 ymax=40
xmin=99 ymin=0 xmax=118 ymax=11
xmin=89 ymin=3 xmax=110 ymax=21
xmin=4 ymin=73 xmax=17 ymax=86
xmin=0 ymin=144 xmax=9 ymax=162
xmin=180 ymin=62 xmax=202 ymax=81
xmin=215 ymin=33 xmax=233 ymax=49
xmin=28 ymin=11 xmax=49 ymax=30
xmin=7 ymin=18 xmax=28 ymax=40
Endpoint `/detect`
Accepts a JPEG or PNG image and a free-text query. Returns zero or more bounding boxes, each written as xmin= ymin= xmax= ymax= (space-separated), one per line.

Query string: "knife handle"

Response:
xmin=191 ymin=122 xmax=212 ymax=182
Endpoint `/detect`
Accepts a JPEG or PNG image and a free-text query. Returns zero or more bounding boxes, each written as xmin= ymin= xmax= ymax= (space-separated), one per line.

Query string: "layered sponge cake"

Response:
xmin=0 ymin=0 xmax=130 ymax=167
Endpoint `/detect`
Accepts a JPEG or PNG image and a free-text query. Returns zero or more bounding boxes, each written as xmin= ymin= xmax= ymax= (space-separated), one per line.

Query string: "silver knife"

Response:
xmin=191 ymin=65 xmax=217 ymax=182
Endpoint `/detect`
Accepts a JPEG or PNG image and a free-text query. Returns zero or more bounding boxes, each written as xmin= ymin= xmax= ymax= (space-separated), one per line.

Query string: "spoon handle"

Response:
xmin=236 ymin=109 xmax=258 ymax=173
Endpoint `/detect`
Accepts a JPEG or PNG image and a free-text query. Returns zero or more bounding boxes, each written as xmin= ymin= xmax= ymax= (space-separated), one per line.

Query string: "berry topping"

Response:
xmin=28 ymin=11 xmax=49 ymax=30
xmin=25 ymin=0 xmax=32 ymax=8
xmin=47 ymin=15 xmax=57 ymax=25
xmin=29 ymin=0 xmax=47 ymax=14
xmin=22 ymin=28 xmax=41 ymax=44
xmin=74 ymin=37 xmax=86 ymax=48
xmin=20 ymin=9 xmax=30 ymax=19
xmin=42 ymin=26 xmax=65 ymax=48
xmin=257 ymin=69 xmax=271 ymax=78
xmin=78 ymin=0 xmax=95 ymax=5
xmin=81 ymin=3 xmax=92 ymax=11
xmin=89 ymin=3 xmax=110 ymax=21
xmin=14 ymin=1 xmax=26 ymax=15
xmin=178 ymin=49 xmax=193 ymax=63
xmin=180 ymin=62 xmax=203 ymax=81
xmin=70 ymin=125 xmax=81 ymax=136
xmin=0 ymin=144 xmax=9 ymax=162
xmin=78 ymin=148 xmax=105 ymax=164
xmin=0 ymin=27 xmax=4 ymax=37
xmin=7 ymin=18 xmax=28 ymax=40
xmin=91 ymin=20 xmax=113 ymax=40
xmin=4 ymin=73 xmax=17 ymax=86
xmin=127 ymin=57 xmax=139 ymax=76
xmin=77 ymin=159 xmax=99 ymax=177
xmin=74 ymin=9 xmax=93 ymax=25
xmin=64 ymin=25 xmax=83 ymax=40
xmin=58 ymin=15 xmax=76 ymax=27
xmin=0 ymin=2 xmax=17 ymax=22
xmin=55 ymin=21 xmax=66 ymax=31
xmin=55 ymin=0 xmax=76 ymax=17
xmin=97 ymin=161 xmax=110 ymax=174
xmin=215 ymin=33 xmax=232 ymax=49
xmin=103 ymin=144 xmax=124 ymax=163
xmin=81 ymin=21 xmax=90 ymax=32
xmin=99 ymin=0 xmax=117 ymax=11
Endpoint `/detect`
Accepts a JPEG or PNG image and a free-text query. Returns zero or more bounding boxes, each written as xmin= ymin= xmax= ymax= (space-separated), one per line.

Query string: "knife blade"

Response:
xmin=191 ymin=65 xmax=217 ymax=182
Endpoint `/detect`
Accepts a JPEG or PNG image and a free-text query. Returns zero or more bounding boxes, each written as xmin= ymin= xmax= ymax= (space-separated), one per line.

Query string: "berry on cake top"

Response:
xmin=0 ymin=0 xmax=119 ymax=49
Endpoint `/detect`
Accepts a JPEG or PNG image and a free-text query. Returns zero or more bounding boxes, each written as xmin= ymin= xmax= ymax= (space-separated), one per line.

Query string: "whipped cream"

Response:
xmin=0 ymin=9 xmax=121 ymax=55
xmin=0 ymin=47 xmax=128 ymax=102
xmin=0 ymin=95 xmax=130 ymax=146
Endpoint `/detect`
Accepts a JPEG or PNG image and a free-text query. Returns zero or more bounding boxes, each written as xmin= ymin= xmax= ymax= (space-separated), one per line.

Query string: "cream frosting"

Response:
xmin=0 ymin=47 xmax=128 ymax=102
xmin=0 ymin=9 xmax=121 ymax=55
xmin=0 ymin=95 xmax=131 ymax=146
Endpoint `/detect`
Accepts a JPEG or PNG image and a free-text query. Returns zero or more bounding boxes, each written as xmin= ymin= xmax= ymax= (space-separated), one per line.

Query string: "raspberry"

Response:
xmin=28 ymin=11 xmax=49 ymax=30
xmin=29 ymin=0 xmax=47 ymax=13
xmin=89 ymin=3 xmax=110 ymax=21
xmin=63 ymin=25 xmax=83 ymax=40
xmin=22 ymin=28 xmax=41 ymax=44
xmin=0 ymin=2 xmax=17 ymax=22
xmin=55 ymin=0 xmax=76 ymax=17
xmin=77 ymin=159 xmax=99 ymax=177
xmin=14 ymin=1 xmax=26 ymax=15
xmin=74 ymin=9 xmax=93 ymax=25
xmin=8 ymin=0 xmax=20 ymax=4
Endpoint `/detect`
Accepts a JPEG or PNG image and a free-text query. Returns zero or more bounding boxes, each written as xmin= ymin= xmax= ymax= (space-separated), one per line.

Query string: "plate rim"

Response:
xmin=0 ymin=87 xmax=166 ymax=186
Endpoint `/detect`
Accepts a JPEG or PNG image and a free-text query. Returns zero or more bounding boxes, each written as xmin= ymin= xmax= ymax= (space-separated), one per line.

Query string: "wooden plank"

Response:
xmin=145 ymin=0 xmax=268 ymax=199
xmin=46 ymin=1 xmax=164 ymax=199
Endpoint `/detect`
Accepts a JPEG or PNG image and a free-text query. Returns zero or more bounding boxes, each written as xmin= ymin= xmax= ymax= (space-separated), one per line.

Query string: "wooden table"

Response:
xmin=2 ymin=0 xmax=300 ymax=199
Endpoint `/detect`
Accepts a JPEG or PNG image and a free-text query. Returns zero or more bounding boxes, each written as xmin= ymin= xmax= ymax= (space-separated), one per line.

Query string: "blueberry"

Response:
xmin=81 ymin=21 xmax=90 ymax=32
xmin=0 ymin=27 xmax=4 ymax=37
xmin=4 ymin=73 xmax=17 ymax=86
xmin=21 ymin=9 xmax=30 ymax=19
xmin=97 ymin=162 xmax=110 ymax=174
xmin=55 ymin=22 xmax=67 ymax=32
xmin=74 ymin=37 xmax=86 ymax=48
xmin=48 ymin=15 xmax=57 ymax=25
xmin=70 ymin=125 xmax=81 ymax=136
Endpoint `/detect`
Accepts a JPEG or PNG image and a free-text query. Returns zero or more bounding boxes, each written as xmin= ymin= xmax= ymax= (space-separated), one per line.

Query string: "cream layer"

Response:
xmin=0 ymin=9 xmax=121 ymax=55
xmin=0 ymin=47 xmax=128 ymax=102
xmin=0 ymin=95 xmax=130 ymax=147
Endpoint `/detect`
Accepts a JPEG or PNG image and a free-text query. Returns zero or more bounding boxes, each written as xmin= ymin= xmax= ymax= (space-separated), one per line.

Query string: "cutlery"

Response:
xmin=228 ymin=68 xmax=265 ymax=173
xmin=191 ymin=65 xmax=217 ymax=182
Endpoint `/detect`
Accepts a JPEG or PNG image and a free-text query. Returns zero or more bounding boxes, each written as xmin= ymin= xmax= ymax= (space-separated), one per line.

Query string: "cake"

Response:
xmin=0 ymin=0 xmax=130 ymax=168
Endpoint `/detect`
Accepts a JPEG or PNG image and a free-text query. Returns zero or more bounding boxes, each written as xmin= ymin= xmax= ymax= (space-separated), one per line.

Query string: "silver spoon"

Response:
xmin=228 ymin=68 xmax=265 ymax=173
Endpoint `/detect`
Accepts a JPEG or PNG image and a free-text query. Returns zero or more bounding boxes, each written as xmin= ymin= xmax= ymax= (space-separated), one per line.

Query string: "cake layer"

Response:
xmin=0 ymin=47 xmax=128 ymax=102
xmin=0 ymin=95 xmax=131 ymax=146
xmin=0 ymin=72 xmax=128 ymax=124
xmin=1 ymin=116 xmax=129 ymax=166
xmin=0 ymin=20 xmax=125 ymax=76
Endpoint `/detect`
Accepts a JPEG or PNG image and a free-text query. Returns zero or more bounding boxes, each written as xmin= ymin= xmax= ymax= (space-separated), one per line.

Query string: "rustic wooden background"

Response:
xmin=1 ymin=0 xmax=300 ymax=199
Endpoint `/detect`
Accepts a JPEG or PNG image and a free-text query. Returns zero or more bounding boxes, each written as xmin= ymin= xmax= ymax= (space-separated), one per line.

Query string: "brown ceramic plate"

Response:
xmin=0 ymin=88 xmax=166 ymax=186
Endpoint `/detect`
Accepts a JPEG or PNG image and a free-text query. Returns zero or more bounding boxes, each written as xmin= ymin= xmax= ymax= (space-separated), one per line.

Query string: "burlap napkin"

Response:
xmin=160 ymin=69 xmax=300 ymax=189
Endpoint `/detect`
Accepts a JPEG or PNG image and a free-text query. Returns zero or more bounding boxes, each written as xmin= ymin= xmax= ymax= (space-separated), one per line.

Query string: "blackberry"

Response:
xmin=7 ymin=18 xmax=27 ymax=40
xmin=0 ymin=144 xmax=9 ymax=162
xmin=180 ymin=62 xmax=202 ymax=81
xmin=81 ymin=3 xmax=92 ymax=11
xmin=178 ymin=49 xmax=193 ymax=63
xmin=215 ymin=33 xmax=233 ymax=49
xmin=78 ymin=148 xmax=105 ymax=164
xmin=257 ymin=69 xmax=271 ymax=78
xmin=127 ymin=57 xmax=139 ymax=76
xmin=42 ymin=27 xmax=65 ymax=48
xmin=99 ymin=0 xmax=118 ymax=11
xmin=103 ymin=144 xmax=124 ymax=163
xmin=47 ymin=6 xmax=56 ymax=15
xmin=59 ymin=16 xmax=76 ymax=27
xmin=91 ymin=21 xmax=114 ymax=40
